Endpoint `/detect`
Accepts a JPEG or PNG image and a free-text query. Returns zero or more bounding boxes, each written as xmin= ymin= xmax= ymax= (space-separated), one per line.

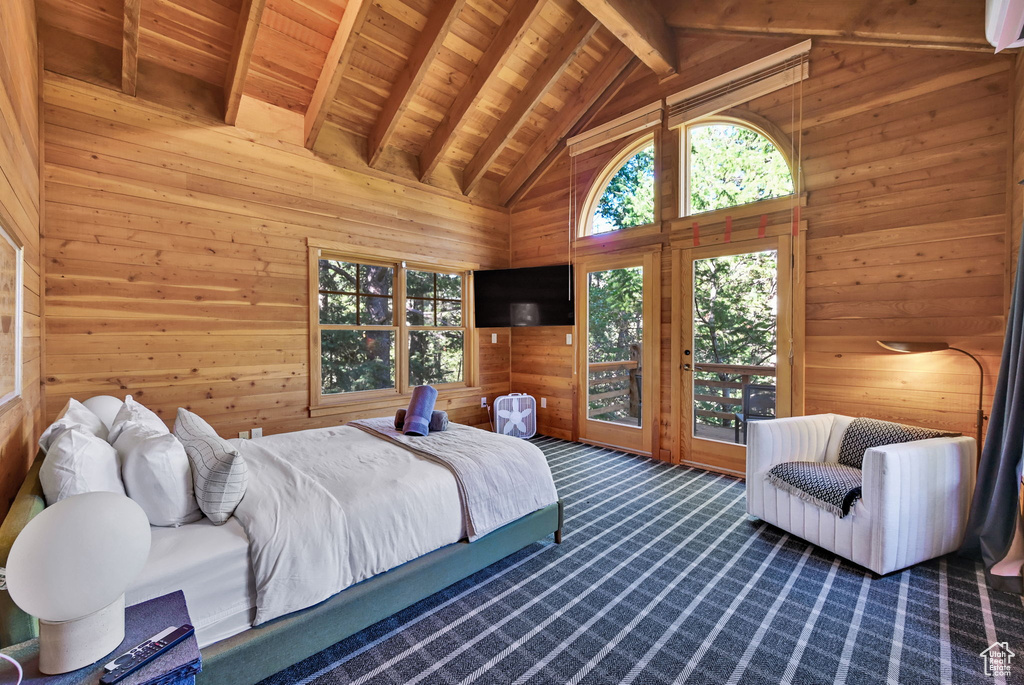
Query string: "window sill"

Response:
xmin=309 ymin=385 xmax=484 ymax=419
xmin=573 ymin=222 xmax=662 ymax=249
xmin=668 ymin=194 xmax=806 ymax=231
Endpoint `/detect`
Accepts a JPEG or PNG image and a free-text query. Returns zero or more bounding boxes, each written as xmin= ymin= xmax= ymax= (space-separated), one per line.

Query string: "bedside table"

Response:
xmin=0 ymin=591 xmax=200 ymax=685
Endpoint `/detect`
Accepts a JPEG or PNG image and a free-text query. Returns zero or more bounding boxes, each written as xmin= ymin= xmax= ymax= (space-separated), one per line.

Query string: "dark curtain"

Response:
xmin=960 ymin=235 xmax=1024 ymax=593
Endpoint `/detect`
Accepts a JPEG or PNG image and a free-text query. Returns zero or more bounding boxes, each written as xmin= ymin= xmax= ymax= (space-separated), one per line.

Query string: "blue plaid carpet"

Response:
xmin=260 ymin=436 xmax=1024 ymax=684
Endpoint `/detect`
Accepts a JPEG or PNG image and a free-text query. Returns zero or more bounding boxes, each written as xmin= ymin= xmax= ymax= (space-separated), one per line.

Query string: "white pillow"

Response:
xmin=108 ymin=395 xmax=167 ymax=443
xmin=38 ymin=399 xmax=109 ymax=453
xmin=114 ymin=422 xmax=202 ymax=527
xmin=39 ymin=427 xmax=125 ymax=506
xmin=82 ymin=395 xmax=125 ymax=432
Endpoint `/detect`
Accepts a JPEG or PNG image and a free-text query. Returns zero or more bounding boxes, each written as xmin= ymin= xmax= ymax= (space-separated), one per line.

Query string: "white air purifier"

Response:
xmin=494 ymin=393 xmax=537 ymax=438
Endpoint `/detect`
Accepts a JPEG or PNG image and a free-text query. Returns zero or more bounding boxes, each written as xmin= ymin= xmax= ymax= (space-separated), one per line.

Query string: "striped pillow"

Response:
xmin=173 ymin=408 xmax=247 ymax=524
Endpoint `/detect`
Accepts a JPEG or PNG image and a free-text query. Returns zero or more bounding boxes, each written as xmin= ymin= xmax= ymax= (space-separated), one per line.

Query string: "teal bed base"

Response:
xmin=0 ymin=453 xmax=563 ymax=685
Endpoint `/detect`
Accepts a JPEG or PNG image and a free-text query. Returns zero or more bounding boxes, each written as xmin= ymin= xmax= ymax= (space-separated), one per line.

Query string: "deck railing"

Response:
xmin=693 ymin=363 xmax=776 ymax=429
xmin=587 ymin=359 xmax=640 ymax=420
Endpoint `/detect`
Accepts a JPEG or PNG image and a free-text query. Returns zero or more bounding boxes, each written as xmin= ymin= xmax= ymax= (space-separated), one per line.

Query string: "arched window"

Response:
xmin=685 ymin=121 xmax=793 ymax=216
xmin=584 ymin=137 xmax=655 ymax=236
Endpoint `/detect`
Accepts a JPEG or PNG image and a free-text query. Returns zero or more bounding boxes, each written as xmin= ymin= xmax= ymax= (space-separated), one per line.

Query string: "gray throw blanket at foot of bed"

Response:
xmin=350 ymin=417 xmax=559 ymax=540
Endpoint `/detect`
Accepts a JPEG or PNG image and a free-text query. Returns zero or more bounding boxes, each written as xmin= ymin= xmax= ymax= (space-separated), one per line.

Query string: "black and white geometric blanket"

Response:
xmin=766 ymin=461 xmax=863 ymax=517
xmin=837 ymin=417 xmax=956 ymax=469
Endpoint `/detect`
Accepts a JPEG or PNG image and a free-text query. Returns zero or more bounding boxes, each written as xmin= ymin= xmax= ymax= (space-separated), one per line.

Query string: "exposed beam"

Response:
xmin=418 ymin=0 xmax=546 ymax=182
xmin=121 ymin=0 xmax=141 ymax=95
xmin=224 ymin=0 xmax=268 ymax=125
xmin=462 ymin=9 xmax=600 ymax=197
xmin=500 ymin=49 xmax=636 ymax=207
xmin=305 ymin=0 xmax=373 ymax=149
xmin=368 ymin=0 xmax=468 ymax=168
xmin=659 ymin=0 xmax=989 ymax=50
xmin=576 ymin=0 xmax=676 ymax=78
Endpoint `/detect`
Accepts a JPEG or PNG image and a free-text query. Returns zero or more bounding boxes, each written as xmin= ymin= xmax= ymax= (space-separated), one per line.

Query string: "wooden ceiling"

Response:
xmin=35 ymin=0 xmax=990 ymax=207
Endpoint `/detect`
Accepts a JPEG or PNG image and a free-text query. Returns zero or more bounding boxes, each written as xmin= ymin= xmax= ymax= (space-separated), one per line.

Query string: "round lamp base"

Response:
xmin=39 ymin=594 xmax=125 ymax=674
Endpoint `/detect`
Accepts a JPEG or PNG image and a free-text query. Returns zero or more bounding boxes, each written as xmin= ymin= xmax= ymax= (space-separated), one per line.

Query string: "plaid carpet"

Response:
xmin=260 ymin=436 xmax=1024 ymax=684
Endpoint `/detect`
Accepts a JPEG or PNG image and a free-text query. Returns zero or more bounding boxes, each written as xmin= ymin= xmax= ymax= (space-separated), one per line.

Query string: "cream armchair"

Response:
xmin=746 ymin=414 xmax=977 ymax=575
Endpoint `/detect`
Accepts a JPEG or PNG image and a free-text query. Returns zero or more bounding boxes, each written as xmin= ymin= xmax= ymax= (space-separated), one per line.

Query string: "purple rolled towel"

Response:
xmin=403 ymin=385 xmax=438 ymax=436
xmin=395 ymin=409 xmax=449 ymax=432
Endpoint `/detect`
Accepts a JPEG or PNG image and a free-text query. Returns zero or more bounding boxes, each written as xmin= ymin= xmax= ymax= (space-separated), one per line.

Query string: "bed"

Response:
xmin=0 ymin=417 xmax=563 ymax=685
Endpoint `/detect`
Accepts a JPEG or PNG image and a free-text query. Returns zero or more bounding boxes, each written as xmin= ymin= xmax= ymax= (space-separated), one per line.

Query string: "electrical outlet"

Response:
xmin=566 ymin=333 xmax=573 ymax=345
xmin=239 ymin=430 xmax=250 ymax=439
xmin=481 ymin=397 xmax=487 ymax=408
xmin=541 ymin=397 xmax=547 ymax=408
xmin=491 ymin=333 xmax=497 ymax=344
xmin=252 ymin=427 xmax=263 ymax=438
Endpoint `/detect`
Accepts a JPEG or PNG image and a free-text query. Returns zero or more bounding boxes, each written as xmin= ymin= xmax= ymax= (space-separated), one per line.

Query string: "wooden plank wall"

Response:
xmin=0 ymin=0 xmax=44 ymax=514
xmin=42 ymin=73 xmax=511 ymax=436
xmin=511 ymin=36 xmax=1013 ymax=460
xmin=1012 ymin=52 xmax=1023 ymax=293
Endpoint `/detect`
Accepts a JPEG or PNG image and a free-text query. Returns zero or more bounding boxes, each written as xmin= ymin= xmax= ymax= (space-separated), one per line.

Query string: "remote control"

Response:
xmin=99 ymin=624 xmax=194 ymax=685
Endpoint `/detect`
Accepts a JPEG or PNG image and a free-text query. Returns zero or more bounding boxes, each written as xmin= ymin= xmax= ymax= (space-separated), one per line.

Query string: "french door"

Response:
xmin=674 ymin=235 xmax=798 ymax=475
xmin=576 ymin=251 xmax=659 ymax=456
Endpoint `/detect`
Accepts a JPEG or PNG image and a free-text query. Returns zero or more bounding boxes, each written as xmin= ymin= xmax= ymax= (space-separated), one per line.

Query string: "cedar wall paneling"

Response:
xmin=1013 ymin=52 xmax=1024 ymax=292
xmin=511 ymin=37 xmax=1012 ymax=461
xmin=42 ymin=73 xmax=511 ymax=436
xmin=0 ymin=0 xmax=44 ymax=515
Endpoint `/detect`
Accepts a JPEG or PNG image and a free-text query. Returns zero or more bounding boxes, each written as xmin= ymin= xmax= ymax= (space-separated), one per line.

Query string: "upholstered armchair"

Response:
xmin=746 ymin=414 xmax=977 ymax=575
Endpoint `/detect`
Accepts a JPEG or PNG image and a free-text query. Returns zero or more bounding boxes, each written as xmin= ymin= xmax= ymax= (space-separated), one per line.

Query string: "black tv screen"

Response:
xmin=474 ymin=265 xmax=574 ymax=327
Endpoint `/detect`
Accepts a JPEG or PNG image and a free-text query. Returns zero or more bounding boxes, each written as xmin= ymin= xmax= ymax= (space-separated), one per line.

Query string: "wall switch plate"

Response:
xmin=566 ymin=333 xmax=572 ymax=345
xmin=481 ymin=397 xmax=487 ymax=408
xmin=541 ymin=397 xmax=547 ymax=408
xmin=252 ymin=427 xmax=263 ymax=438
xmin=491 ymin=333 xmax=497 ymax=344
xmin=239 ymin=430 xmax=250 ymax=439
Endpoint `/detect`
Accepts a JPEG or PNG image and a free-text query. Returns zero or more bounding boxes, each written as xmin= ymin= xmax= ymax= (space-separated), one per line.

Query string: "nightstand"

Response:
xmin=0 ymin=591 xmax=200 ymax=684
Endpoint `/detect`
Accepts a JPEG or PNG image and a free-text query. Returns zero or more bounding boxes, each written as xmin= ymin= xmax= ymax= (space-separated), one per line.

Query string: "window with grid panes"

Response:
xmin=315 ymin=256 xmax=467 ymax=399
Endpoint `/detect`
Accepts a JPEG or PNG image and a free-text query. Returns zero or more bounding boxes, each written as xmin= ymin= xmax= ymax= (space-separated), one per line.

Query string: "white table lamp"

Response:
xmin=6 ymin=492 xmax=151 ymax=674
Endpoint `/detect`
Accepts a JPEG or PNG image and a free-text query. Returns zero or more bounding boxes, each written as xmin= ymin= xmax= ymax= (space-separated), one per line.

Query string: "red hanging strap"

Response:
xmin=692 ymin=222 xmax=700 ymax=246
xmin=758 ymin=214 xmax=767 ymax=239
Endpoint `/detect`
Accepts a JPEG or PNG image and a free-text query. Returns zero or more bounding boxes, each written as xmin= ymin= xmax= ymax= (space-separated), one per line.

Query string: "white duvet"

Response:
xmin=232 ymin=425 xmax=465 ymax=625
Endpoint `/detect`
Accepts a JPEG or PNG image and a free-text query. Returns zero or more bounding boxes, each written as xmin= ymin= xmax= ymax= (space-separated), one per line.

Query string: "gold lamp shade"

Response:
xmin=876 ymin=341 xmax=951 ymax=354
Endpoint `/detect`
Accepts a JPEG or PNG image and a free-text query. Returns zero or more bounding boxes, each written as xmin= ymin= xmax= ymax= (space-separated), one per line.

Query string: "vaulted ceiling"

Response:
xmin=36 ymin=0 xmax=988 ymax=207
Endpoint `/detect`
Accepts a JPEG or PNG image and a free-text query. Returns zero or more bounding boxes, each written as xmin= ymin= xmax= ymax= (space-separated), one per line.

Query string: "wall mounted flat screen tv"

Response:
xmin=474 ymin=265 xmax=574 ymax=327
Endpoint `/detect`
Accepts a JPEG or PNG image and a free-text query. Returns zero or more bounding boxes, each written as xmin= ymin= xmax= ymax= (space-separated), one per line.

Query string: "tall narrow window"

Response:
xmin=318 ymin=259 xmax=396 ymax=395
xmin=585 ymin=137 xmax=656 ymax=235
xmin=406 ymin=270 xmax=465 ymax=386
xmin=685 ymin=123 xmax=793 ymax=216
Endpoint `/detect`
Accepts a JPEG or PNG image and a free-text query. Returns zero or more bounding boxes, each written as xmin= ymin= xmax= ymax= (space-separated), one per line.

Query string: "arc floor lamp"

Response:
xmin=876 ymin=340 xmax=986 ymax=453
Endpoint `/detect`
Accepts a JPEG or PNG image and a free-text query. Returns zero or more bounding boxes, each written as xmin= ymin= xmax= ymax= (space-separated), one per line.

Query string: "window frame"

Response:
xmin=679 ymin=114 xmax=796 ymax=220
xmin=579 ymin=133 xmax=659 ymax=239
xmin=309 ymin=246 xmax=475 ymax=414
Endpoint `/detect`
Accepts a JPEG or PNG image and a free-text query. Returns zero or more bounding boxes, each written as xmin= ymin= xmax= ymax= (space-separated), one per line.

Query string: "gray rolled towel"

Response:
xmin=394 ymin=409 xmax=449 ymax=432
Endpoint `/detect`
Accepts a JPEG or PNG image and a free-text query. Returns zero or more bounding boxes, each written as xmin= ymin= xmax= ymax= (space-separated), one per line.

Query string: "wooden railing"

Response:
xmin=587 ymin=359 xmax=639 ymax=419
xmin=693 ymin=363 xmax=776 ymax=426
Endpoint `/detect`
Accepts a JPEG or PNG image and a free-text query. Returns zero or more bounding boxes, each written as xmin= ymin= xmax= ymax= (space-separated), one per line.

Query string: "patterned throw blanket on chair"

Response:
xmin=766 ymin=418 xmax=955 ymax=518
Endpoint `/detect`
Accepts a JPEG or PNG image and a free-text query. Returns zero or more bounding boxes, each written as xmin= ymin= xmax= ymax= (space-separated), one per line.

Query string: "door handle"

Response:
xmin=683 ymin=363 xmax=691 ymax=371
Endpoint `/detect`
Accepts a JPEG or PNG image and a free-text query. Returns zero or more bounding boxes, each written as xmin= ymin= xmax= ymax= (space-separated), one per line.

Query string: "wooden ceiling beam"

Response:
xmin=576 ymin=0 xmax=677 ymax=78
xmin=418 ymin=0 xmax=546 ymax=182
xmin=305 ymin=0 xmax=373 ymax=149
xmin=121 ymin=0 xmax=141 ymax=95
xmin=368 ymin=0 xmax=469 ymax=168
xmin=462 ymin=9 xmax=600 ymax=197
xmin=659 ymin=0 xmax=989 ymax=50
xmin=224 ymin=0 xmax=268 ymax=125
xmin=500 ymin=49 xmax=636 ymax=207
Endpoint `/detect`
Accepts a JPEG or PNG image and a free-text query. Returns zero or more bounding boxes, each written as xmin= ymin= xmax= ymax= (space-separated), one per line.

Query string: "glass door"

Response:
xmin=676 ymin=238 xmax=793 ymax=474
xmin=576 ymin=252 xmax=658 ymax=455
